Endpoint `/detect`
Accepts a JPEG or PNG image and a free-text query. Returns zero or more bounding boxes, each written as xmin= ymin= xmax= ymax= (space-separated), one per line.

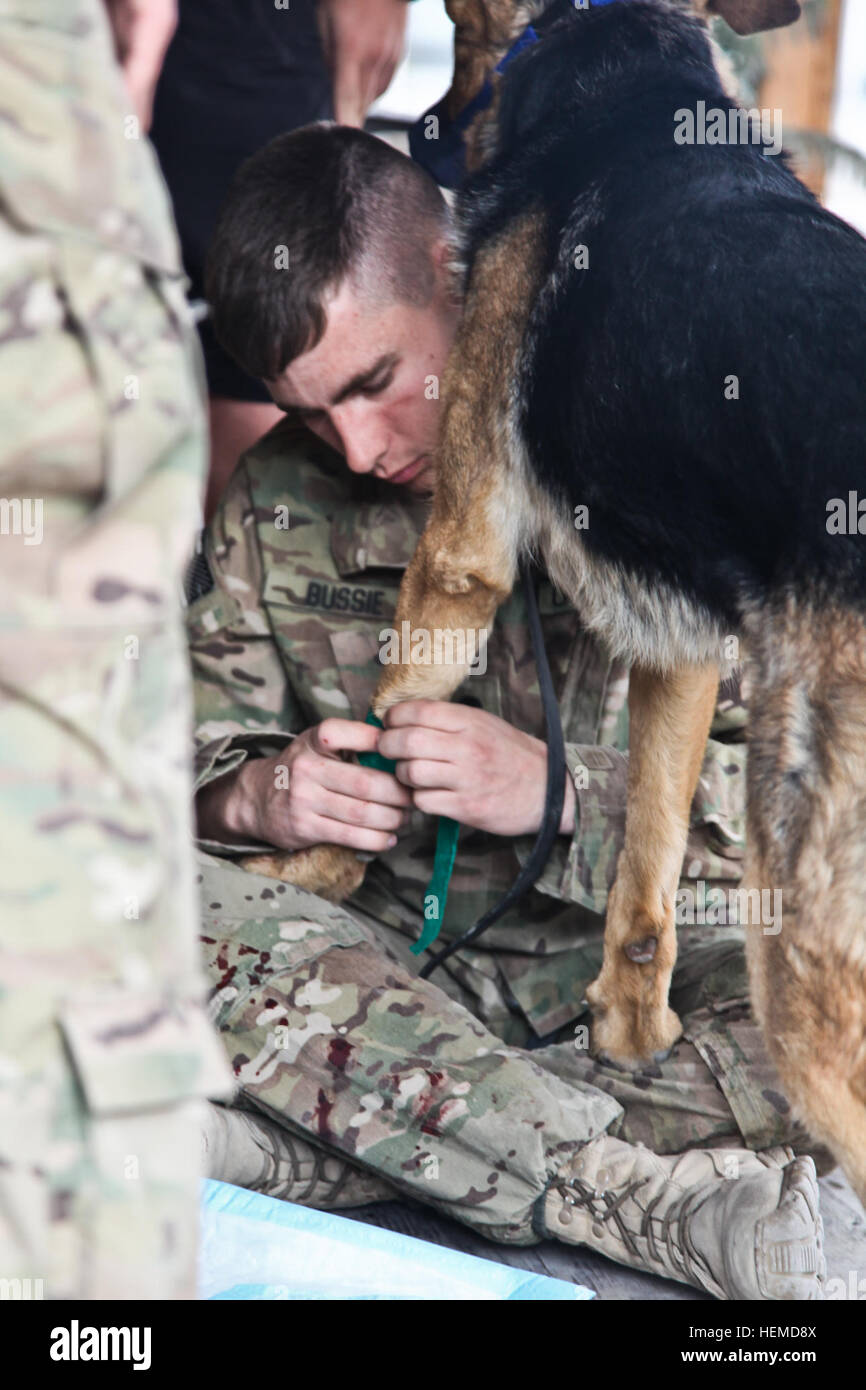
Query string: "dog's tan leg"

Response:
xmin=586 ymin=662 xmax=720 ymax=1067
xmin=370 ymin=471 xmax=518 ymax=718
xmin=373 ymin=211 xmax=547 ymax=720
xmin=239 ymin=843 xmax=367 ymax=900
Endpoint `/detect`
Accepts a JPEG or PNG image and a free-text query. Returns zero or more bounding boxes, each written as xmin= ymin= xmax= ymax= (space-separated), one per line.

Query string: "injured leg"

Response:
xmin=199 ymin=856 xmax=823 ymax=1296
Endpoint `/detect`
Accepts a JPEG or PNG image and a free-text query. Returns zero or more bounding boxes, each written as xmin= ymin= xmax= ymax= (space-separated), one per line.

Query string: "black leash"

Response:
xmin=418 ymin=557 xmax=567 ymax=980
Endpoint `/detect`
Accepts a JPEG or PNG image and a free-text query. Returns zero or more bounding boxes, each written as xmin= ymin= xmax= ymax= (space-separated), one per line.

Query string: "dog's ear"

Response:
xmin=704 ymin=0 xmax=802 ymax=35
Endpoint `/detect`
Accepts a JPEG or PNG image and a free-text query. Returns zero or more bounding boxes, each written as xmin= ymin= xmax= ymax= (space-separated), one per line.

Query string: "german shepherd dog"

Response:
xmin=247 ymin=0 xmax=866 ymax=1203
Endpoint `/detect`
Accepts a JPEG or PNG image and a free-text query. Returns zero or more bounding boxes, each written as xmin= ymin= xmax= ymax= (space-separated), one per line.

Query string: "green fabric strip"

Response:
xmin=411 ymin=814 xmax=460 ymax=956
xmin=359 ymin=710 xmax=459 ymax=954
xmin=358 ymin=710 xmax=396 ymax=774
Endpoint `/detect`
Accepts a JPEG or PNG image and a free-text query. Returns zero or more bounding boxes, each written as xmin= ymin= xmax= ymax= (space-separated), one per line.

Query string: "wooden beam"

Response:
xmin=757 ymin=0 xmax=844 ymax=197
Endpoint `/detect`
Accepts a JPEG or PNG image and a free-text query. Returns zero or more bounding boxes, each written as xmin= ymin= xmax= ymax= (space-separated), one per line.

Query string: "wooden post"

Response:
xmin=757 ymin=0 xmax=844 ymax=198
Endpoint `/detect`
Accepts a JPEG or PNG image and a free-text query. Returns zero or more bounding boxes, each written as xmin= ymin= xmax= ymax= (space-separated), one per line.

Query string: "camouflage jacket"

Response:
xmin=188 ymin=420 xmax=747 ymax=1035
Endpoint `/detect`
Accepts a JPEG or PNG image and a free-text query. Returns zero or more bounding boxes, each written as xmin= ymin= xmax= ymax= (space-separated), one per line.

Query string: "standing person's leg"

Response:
xmin=0 ymin=0 xmax=231 ymax=1299
xmin=198 ymin=854 xmax=824 ymax=1298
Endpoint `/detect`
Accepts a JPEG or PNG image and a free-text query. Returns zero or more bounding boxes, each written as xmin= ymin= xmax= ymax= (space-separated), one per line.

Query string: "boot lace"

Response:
xmin=254 ymin=1119 xmax=356 ymax=1206
xmin=554 ymin=1174 xmax=713 ymax=1288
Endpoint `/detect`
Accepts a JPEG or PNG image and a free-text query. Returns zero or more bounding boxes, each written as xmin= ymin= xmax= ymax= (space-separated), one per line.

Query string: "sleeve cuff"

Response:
xmin=194 ymin=729 xmax=296 ymax=795
xmin=193 ymin=729 xmax=297 ymax=857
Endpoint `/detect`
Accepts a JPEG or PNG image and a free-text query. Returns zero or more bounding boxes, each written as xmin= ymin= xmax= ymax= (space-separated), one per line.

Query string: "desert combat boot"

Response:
xmin=538 ymin=1134 xmax=824 ymax=1300
xmin=202 ymin=1102 xmax=396 ymax=1208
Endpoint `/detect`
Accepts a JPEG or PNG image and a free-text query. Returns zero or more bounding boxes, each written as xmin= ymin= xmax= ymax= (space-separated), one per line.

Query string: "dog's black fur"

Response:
xmin=458 ymin=0 xmax=866 ymax=629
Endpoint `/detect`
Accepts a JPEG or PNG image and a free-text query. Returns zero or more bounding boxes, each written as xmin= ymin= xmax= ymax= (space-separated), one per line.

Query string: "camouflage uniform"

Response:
xmin=189 ymin=421 xmax=811 ymax=1243
xmin=0 ymin=0 xmax=231 ymax=1299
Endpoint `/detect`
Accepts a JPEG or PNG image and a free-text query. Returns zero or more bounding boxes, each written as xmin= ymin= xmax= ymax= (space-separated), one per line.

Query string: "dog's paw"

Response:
xmin=239 ymin=844 xmax=366 ymax=902
xmin=587 ymin=984 xmax=683 ymax=1071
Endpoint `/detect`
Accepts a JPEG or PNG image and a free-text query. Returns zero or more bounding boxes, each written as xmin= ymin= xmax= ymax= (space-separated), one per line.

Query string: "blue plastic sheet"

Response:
xmin=199 ymin=1180 xmax=594 ymax=1302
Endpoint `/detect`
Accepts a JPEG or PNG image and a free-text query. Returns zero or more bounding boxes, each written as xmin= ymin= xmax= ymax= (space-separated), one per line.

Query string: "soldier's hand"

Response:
xmin=379 ymin=701 xmax=576 ymax=838
xmin=225 ymin=720 xmax=413 ymax=854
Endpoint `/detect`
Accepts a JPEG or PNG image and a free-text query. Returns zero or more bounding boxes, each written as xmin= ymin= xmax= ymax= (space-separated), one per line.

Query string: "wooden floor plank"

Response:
xmin=820 ymin=1172 xmax=866 ymax=1290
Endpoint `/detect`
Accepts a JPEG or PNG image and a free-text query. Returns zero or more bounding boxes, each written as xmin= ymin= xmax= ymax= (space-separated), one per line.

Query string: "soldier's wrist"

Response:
xmin=559 ymin=778 xmax=577 ymax=836
xmin=230 ymin=757 xmax=277 ymax=843
xmin=197 ymin=761 xmax=264 ymax=845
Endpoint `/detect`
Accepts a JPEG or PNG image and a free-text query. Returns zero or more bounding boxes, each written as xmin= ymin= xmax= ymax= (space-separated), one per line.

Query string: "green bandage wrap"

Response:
xmin=358 ymin=710 xmax=397 ymax=774
xmin=359 ymin=710 xmax=459 ymax=954
xmin=411 ymin=814 xmax=460 ymax=956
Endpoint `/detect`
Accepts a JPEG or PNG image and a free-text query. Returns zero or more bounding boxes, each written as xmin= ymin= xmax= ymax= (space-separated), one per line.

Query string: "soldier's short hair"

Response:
xmin=205 ymin=124 xmax=453 ymax=382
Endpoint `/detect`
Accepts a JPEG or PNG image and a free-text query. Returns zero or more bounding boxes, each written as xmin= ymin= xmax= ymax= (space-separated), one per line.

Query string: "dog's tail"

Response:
xmin=744 ymin=597 xmax=866 ymax=1205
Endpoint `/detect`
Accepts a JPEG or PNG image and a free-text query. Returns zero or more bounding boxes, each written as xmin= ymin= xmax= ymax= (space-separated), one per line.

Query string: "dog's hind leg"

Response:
xmin=743 ymin=602 xmax=866 ymax=1206
xmin=586 ymin=662 xmax=720 ymax=1068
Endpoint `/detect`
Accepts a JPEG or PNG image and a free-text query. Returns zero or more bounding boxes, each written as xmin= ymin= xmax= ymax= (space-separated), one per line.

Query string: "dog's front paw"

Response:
xmin=239 ymin=844 xmax=366 ymax=902
xmin=586 ymin=977 xmax=683 ymax=1070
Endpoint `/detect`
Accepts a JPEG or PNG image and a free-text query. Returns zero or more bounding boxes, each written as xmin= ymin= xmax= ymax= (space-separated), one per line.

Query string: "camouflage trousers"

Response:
xmin=199 ymin=851 xmax=814 ymax=1245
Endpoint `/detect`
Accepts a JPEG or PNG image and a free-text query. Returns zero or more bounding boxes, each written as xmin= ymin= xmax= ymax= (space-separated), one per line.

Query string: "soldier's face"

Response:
xmin=267 ymin=244 xmax=460 ymax=495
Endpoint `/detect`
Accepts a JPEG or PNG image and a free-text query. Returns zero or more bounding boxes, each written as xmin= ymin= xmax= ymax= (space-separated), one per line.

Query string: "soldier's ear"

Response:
xmin=704 ymin=0 xmax=802 ymax=35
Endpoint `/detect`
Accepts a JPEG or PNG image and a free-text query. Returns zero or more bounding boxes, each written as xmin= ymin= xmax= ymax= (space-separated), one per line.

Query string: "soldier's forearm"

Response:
xmin=196 ymin=760 xmax=271 ymax=846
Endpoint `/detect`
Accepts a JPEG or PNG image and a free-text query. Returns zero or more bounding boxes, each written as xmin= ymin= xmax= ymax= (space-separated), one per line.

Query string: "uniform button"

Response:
xmin=558 ymin=1208 xmax=573 ymax=1226
xmin=592 ymin=1222 xmax=605 ymax=1239
xmin=355 ymin=547 xmax=367 ymax=568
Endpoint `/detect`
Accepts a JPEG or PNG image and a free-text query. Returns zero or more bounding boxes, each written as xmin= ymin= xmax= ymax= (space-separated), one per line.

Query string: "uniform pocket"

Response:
xmin=0 ymin=219 xmax=204 ymax=593
xmin=59 ymin=986 xmax=233 ymax=1114
xmin=262 ymin=566 xmax=398 ymax=722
